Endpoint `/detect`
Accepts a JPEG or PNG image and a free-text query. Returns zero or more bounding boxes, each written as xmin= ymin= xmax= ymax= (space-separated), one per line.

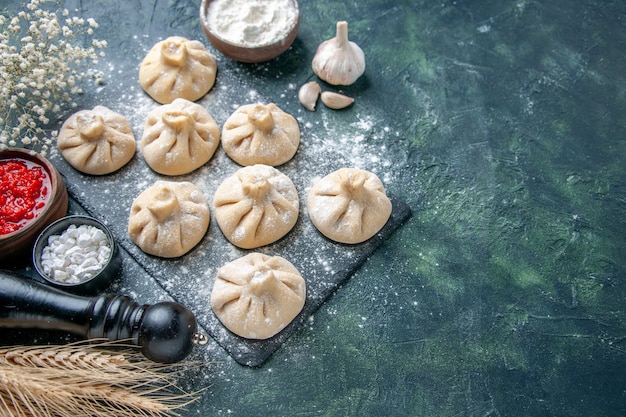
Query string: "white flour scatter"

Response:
xmin=296 ymin=111 xmax=397 ymax=190
xmin=52 ymin=46 xmax=407 ymax=363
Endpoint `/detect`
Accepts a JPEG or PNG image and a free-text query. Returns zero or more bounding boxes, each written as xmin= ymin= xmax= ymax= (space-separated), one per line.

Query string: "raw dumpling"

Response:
xmin=222 ymin=103 xmax=300 ymax=166
xmin=307 ymin=168 xmax=392 ymax=244
xmin=211 ymin=253 xmax=306 ymax=340
xmin=213 ymin=164 xmax=299 ymax=249
xmin=57 ymin=106 xmax=136 ymax=175
xmin=139 ymin=36 xmax=217 ymax=104
xmin=128 ymin=180 xmax=210 ymax=258
xmin=140 ymin=98 xmax=220 ymax=176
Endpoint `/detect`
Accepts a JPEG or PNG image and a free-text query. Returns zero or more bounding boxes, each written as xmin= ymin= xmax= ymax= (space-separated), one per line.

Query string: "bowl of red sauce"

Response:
xmin=0 ymin=148 xmax=68 ymax=264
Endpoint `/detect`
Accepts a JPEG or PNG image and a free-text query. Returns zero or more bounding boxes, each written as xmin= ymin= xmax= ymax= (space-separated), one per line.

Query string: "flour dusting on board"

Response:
xmin=48 ymin=40 xmax=408 ymax=365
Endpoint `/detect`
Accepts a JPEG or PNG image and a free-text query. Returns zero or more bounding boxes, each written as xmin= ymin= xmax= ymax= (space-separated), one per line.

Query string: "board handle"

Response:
xmin=0 ymin=271 xmax=207 ymax=363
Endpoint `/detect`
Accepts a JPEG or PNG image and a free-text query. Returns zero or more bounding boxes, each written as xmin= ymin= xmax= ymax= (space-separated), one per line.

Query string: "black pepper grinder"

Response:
xmin=0 ymin=271 xmax=208 ymax=363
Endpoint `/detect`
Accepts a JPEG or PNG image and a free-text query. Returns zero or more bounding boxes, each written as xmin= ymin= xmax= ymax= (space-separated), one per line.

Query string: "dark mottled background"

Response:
xmin=2 ymin=0 xmax=625 ymax=415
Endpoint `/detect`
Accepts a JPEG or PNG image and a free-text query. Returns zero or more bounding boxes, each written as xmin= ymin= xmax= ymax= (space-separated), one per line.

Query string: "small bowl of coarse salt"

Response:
xmin=33 ymin=215 xmax=121 ymax=294
xmin=200 ymin=0 xmax=300 ymax=63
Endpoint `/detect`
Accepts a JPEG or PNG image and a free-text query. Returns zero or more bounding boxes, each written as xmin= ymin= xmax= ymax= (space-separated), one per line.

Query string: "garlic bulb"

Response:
xmin=312 ymin=21 xmax=365 ymax=86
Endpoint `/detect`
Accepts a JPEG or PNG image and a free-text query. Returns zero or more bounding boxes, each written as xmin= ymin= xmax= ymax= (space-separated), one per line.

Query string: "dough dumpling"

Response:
xmin=57 ymin=106 xmax=135 ymax=175
xmin=222 ymin=103 xmax=300 ymax=166
xmin=140 ymin=98 xmax=220 ymax=176
xmin=139 ymin=36 xmax=217 ymax=104
xmin=307 ymin=168 xmax=392 ymax=244
xmin=213 ymin=164 xmax=299 ymax=249
xmin=211 ymin=253 xmax=306 ymax=340
xmin=128 ymin=180 xmax=210 ymax=258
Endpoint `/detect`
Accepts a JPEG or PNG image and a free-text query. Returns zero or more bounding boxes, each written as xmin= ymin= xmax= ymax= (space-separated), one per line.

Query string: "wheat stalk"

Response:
xmin=0 ymin=342 xmax=205 ymax=417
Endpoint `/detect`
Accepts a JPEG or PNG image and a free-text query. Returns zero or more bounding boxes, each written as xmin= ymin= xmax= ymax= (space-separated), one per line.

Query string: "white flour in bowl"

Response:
xmin=206 ymin=0 xmax=298 ymax=47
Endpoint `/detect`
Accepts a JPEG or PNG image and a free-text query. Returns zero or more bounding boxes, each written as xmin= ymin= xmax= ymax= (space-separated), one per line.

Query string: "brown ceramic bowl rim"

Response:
xmin=0 ymin=148 xmax=62 ymax=241
xmin=200 ymin=0 xmax=300 ymax=63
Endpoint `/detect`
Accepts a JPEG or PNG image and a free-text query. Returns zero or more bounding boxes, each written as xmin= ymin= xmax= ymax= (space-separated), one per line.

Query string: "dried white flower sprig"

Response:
xmin=0 ymin=0 xmax=107 ymax=155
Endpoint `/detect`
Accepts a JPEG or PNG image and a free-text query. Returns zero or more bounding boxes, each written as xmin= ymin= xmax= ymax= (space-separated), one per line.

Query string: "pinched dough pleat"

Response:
xmin=128 ymin=180 xmax=210 ymax=258
xmin=213 ymin=164 xmax=299 ymax=249
xmin=139 ymin=36 xmax=217 ymax=104
xmin=57 ymin=106 xmax=136 ymax=175
xmin=140 ymin=98 xmax=220 ymax=175
xmin=211 ymin=253 xmax=306 ymax=339
xmin=222 ymin=103 xmax=300 ymax=166
xmin=307 ymin=168 xmax=392 ymax=244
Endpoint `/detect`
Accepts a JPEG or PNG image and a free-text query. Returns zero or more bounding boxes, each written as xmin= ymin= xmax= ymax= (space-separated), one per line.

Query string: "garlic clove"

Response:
xmin=312 ymin=21 xmax=365 ymax=86
xmin=298 ymin=81 xmax=321 ymax=111
xmin=320 ymin=91 xmax=355 ymax=110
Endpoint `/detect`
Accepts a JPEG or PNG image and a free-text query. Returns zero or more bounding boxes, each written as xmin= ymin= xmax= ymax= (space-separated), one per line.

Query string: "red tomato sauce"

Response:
xmin=0 ymin=158 xmax=51 ymax=235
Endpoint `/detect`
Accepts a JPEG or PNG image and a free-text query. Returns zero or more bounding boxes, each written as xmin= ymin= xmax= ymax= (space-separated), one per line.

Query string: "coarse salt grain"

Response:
xmin=40 ymin=224 xmax=111 ymax=284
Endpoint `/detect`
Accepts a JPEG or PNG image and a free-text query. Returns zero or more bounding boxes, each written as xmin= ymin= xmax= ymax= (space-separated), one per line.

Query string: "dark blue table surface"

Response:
xmin=2 ymin=0 xmax=625 ymax=416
